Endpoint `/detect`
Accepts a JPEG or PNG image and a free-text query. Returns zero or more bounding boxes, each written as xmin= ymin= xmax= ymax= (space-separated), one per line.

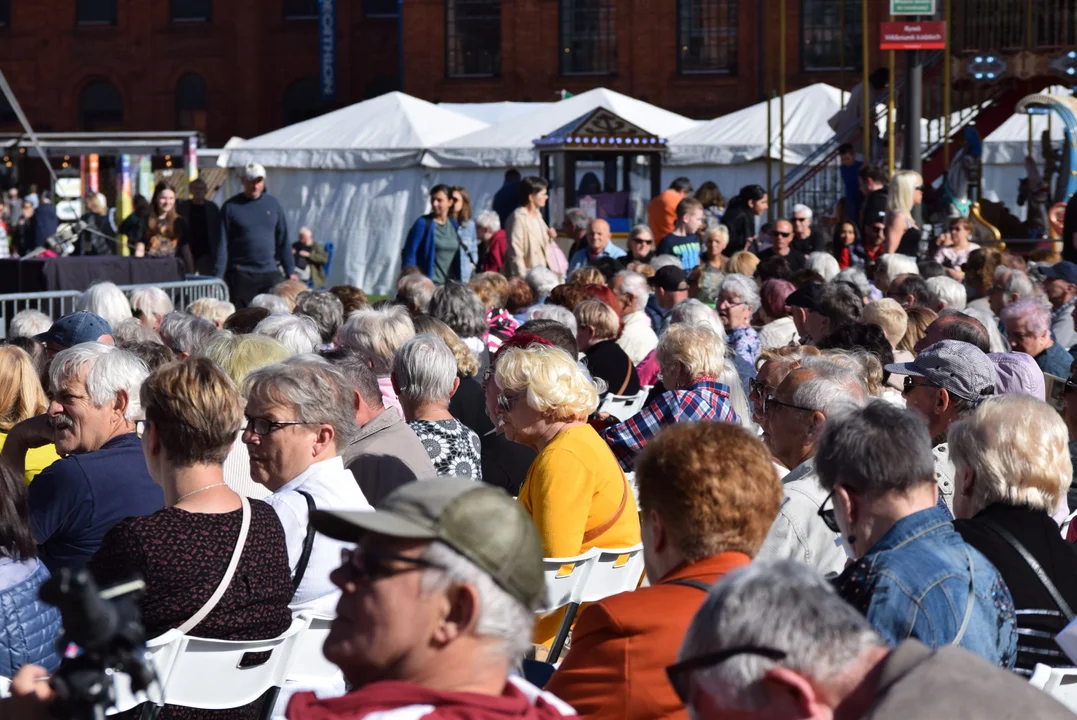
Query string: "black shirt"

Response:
xmin=860 ymin=188 xmax=889 ymax=230
xmin=448 ymin=375 xmax=534 ymax=496
xmin=584 ymin=339 xmax=641 ymax=397
xmin=756 ymin=247 xmax=807 ymax=271
xmin=187 ymin=203 xmax=209 ymax=259
xmin=792 ymin=228 xmax=828 ymax=255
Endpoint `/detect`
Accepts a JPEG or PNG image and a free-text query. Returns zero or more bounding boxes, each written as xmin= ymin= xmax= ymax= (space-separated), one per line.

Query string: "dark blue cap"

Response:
xmin=1041 ymin=261 xmax=1077 ymax=285
xmin=35 ymin=312 xmax=113 ymax=349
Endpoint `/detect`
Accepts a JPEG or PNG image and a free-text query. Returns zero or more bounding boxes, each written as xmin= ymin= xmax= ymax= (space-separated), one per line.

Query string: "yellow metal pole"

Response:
xmin=779 ymin=0 xmax=786 ymax=214
xmin=889 ymin=46 xmax=896 ymax=173
xmin=862 ymin=0 xmax=870 ymax=161
xmin=944 ymin=0 xmax=952 ymax=167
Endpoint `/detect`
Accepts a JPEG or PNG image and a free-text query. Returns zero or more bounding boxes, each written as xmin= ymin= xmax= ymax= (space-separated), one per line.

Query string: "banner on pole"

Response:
xmin=890 ymin=0 xmax=936 ymax=14
xmin=119 ymin=155 xmax=132 ymax=256
xmin=319 ymin=0 xmax=337 ymax=101
xmin=880 ymin=21 xmax=946 ymax=50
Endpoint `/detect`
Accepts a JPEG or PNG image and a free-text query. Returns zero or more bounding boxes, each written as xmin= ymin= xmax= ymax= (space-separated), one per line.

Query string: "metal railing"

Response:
xmin=951 ymin=0 xmax=1077 ymax=53
xmin=0 ymin=277 xmax=229 ymax=339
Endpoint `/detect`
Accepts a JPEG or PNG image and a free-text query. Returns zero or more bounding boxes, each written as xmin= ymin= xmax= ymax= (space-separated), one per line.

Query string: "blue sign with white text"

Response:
xmin=319 ymin=0 xmax=337 ymax=101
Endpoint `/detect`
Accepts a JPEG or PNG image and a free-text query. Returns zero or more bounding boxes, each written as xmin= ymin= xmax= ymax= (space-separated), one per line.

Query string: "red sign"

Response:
xmin=880 ymin=21 xmax=947 ymax=50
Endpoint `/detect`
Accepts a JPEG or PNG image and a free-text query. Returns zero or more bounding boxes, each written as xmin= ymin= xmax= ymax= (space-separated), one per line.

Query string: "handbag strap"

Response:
xmin=666 ymin=578 xmax=711 ymax=592
xmin=582 ymin=478 xmax=629 ymax=544
xmin=292 ymin=491 xmax=318 ymax=592
xmin=615 ymin=356 xmax=634 ymax=396
xmin=982 ymin=520 xmax=1075 ymax=622
xmin=176 ymin=495 xmax=251 ymax=635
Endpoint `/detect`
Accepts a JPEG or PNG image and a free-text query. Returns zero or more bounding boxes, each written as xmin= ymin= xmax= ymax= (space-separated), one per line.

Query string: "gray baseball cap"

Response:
xmin=884 ymin=339 xmax=997 ymax=402
xmin=311 ymin=477 xmax=546 ymax=611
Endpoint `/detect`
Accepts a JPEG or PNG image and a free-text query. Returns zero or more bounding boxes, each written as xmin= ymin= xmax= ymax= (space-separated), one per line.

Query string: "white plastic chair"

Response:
xmin=1029 ymin=663 xmax=1077 ymax=711
xmin=0 ymin=676 xmax=10 ymax=699
xmin=598 ymin=388 xmax=651 ymax=422
xmin=272 ymin=613 xmax=346 ymax=720
xmin=580 ymin=543 xmax=646 ymax=603
xmin=541 ymin=548 xmax=599 ymax=663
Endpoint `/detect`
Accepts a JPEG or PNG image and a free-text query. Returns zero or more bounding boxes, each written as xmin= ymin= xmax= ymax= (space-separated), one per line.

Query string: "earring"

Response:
xmin=847 ymin=535 xmax=857 ymax=545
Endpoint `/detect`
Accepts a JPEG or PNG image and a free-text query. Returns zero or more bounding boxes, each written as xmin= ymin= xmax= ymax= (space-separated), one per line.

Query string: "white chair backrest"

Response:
xmin=580 ymin=544 xmax=645 ymax=603
xmin=0 ymin=676 xmax=10 ymax=699
xmin=108 ymin=629 xmax=188 ymax=714
xmin=541 ymin=547 xmax=599 ymax=613
xmin=286 ymin=613 xmax=340 ymax=685
xmin=598 ymin=388 xmax=651 ymax=422
xmin=1029 ymin=663 xmax=1077 ymax=711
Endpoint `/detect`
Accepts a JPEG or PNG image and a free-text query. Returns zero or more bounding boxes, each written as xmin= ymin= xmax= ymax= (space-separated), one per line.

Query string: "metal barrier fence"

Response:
xmin=0 ymin=277 xmax=229 ymax=339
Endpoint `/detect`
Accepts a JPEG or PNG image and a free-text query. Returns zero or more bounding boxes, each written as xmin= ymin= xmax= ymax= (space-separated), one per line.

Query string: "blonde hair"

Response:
xmin=201 ymin=332 xmax=291 ymax=393
xmin=897 ymin=306 xmax=937 ymax=355
xmin=861 ymin=299 xmax=908 ymax=348
xmin=412 ymin=315 xmax=479 ymax=378
xmin=887 ymin=170 xmax=923 ymax=214
xmin=188 ymin=298 xmax=235 ymax=327
xmin=494 ymin=345 xmax=599 ymax=422
xmin=569 ymin=266 xmax=606 ymax=286
xmin=726 ymin=251 xmax=760 ymax=277
xmin=657 ymin=325 xmax=726 ymax=382
xmin=338 ymin=305 xmax=415 ymax=375
xmin=948 ymin=395 xmax=1072 ymax=513
xmin=469 ymin=272 xmax=511 ymax=310
xmin=705 ymin=225 xmax=730 ymax=244
xmin=574 ymin=299 xmax=620 ymax=341
xmin=0 ymin=346 xmax=47 ymax=432
xmin=271 ymin=279 xmax=309 ymax=312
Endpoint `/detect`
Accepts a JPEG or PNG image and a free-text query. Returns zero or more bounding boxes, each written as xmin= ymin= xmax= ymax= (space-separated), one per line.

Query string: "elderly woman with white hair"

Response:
xmin=474 ymin=209 xmax=508 ymax=273
xmin=338 ymin=304 xmax=415 ymax=418
xmin=495 ymin=343 xmax=640 ymax=646
xmin=429 ymin=281 xmax=489 ymax=359
xmin=243 ymin=357 xmax=372 ymax=613
xmin=873 ymin=253 xmax=919 ymax=295
xmin=601 ymin=324 xmax=739 ymax=471
xmin=75 ymin=281 xmax=132 ymax=331
xmin=159 ymin=311 xmax=216 ymax=358
xmin=249 ymin=293 xmax=291 ymax=315
xmin=717 ymin=273 xmax=762 ymax=367
xmin=1000 ymin=298 xmax=1075 ymax=378
xmin=611 ymin=270 xmax=657 ymax=365
xmin=128 ymin=286 xmax=174 ymax=332
xmin=254 ymin=314 xmax=320 ymax=355
xmin=294 ymin=290 xmax=344 ymax=347
xmin=393 ymin=334 xmax=481 ymax=480
xmin=950 ymin=395 xmax=1077 ymax=675
xmin=806 ymin=251 xmax=840 ymax=282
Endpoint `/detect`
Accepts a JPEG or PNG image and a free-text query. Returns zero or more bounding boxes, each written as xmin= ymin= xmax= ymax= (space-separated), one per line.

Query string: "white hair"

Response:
xmin=392 ymin=334 xmax=458 ymax=405
xmin=874 ymin=254 xmax=919 ymax=291
xmin=926 ymin=276 xmax=967 ymax=310
xmin=253 ymin=314 xmax=320 ymax=356
xmin=834 ymin=267 xmax=871 ymax=299
xmin=616 ymin=271 xmax=651 ymax=314
xmin=1000 ymin=298 xmax=1052 ymax=335
xmin=421 ymin=541 xmax=534 ymax=662
xmin=791 ymin=204 xmax=813 ymax=220
xmin=9 ymin=310 xmax=52 ymax=338
xmin=792 ymin=356 xmax=868 ymax=416
xmin=806 ymin=252 xmax=839 ymax=282
xmin=249 ymin=293 xmax=291 ymax=315
xmin=75 ymin=282 xmax=131 ymax=330
xmin=525 ymin=266 xmax=560 ymax=299
xmin=159 ymin=312 xmax=216 ymax=355
xmin=670 ymin=299 xmax=726 ymax=338
xmin=650 ymin=255 xmax=682 ymax=271
xmin=994 ymin=267 xmax=1035 ymax=302
xmin=49 ymin=343 xmax=149 ymax=422
xmin=719 ymin=274 xmax=762 ymax=313
xmin=524 ymin=304 xmax=577 ymax=335
xmin=397 ymin=274 xmax=436 ymax=314
xmin=474 ymin=209 xmax=501 ymax=234
xmin=338 ymin=305 xmax=416 ymax=375
xmin=112 ymin=317 xmax=162 ymax=345
xmin=128 ymin=286 xmax=174 ymax=324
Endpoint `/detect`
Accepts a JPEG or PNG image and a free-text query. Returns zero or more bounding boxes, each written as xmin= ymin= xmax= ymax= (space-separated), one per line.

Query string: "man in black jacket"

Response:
xmin=178 ymin=177 xmax=222 ymax=275
xmin=1062 ymin=191 xmax=1077 ymax=264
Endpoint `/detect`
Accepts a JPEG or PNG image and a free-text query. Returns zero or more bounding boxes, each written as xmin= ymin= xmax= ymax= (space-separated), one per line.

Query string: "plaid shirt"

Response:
xmin=600 ymin=380 xmax=739 ymax=470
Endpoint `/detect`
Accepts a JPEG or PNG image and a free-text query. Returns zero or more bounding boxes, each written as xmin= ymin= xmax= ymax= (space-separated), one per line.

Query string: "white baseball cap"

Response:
xmin=242 ymin=163 xmax=267 ymax=181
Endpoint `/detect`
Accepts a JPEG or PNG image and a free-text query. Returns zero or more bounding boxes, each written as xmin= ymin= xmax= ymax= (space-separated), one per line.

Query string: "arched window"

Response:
xmin=282 ymin=77 xmax=323 ymax=126
xmin=176 ymin=73 xmax=207 ymax=132
xmin=78 ymin=80 xmax=123 ymax=131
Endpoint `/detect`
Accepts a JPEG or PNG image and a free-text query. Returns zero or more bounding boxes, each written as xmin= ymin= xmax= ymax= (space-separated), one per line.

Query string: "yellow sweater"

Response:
xmin=0 ymin=432 xmax=61 ymax=483
xmin=518 ymin=424 xmax=641 ymax=645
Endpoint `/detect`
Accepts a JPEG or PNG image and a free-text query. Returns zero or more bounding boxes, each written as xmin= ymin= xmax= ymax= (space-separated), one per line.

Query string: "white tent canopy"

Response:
xmin=221 ymin=92 xmax=489 ymax=170
xmin=425 ymin=88 xmax=699 ymax=169
xmin=438 ymin=101 xmax=554 ymax=125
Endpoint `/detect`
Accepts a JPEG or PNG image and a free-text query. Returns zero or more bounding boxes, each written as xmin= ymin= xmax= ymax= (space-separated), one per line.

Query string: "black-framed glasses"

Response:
xmin=243 ymin=416 xmax=321 ymax=436
xmin=792 ymin=217 xmax=810 ymax=223
xmin=775 ymin=230 xmax=793 ymax=238
xmin=817 ymin=490 xmax=840 ymax=533
xmin=340 ymin=546 xmax=447 ymax=581
xmin=748 ymin=378 xmax=773 ymax=398
xmin=763 ymin=394 xmax=814 ymax=415
xmin=666 ymin=646 xmax=788 ymax=704
xmin=901 ymin=376 xmax=937 ymax=395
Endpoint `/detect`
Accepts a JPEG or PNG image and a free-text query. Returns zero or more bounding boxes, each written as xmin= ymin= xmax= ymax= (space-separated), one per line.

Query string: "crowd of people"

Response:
xmin=3 ymin=163 xmax=1077 ymax=720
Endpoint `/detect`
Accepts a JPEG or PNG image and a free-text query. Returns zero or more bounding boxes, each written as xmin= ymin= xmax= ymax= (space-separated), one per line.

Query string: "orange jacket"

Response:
xmin=544 ymin=552 xmax=751 ymax=720
xmin=647 ymin=189 xmax=682 ymax=241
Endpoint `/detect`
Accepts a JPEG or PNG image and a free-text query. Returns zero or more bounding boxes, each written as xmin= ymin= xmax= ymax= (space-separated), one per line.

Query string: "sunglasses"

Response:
xmin=916 ymin=185 xmax=926 ymax=191
xmin=817 ymin=490 xmax=840 ymax=533
xmin=748 ymin=377 xmax=773 ymax=397
xmin=763 ymin=393 xmax=814 ymax=415
xmin=776 ymin=231 xmax=793 ymax=238
xmin=632 ymin=238 xmax=654 ymax=245
xmin=666 ymin=646 xmax=788 ymax=704
xmin=339 ymin=546 xmax=447 ymax=581
xmin=793 ymin=217 xmax=810 ymax=223
xmin=497 ymin=391 xmax=522 ymax=413
xmin=901 ymin=376 xmax=937 ymax=395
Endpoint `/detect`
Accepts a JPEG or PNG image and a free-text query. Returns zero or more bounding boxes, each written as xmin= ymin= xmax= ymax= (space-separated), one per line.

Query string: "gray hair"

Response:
xmin=524 ymin=304 xmax=577 ymax=335
xmin=718 ymin=274 xmax=761 ymax=313
xmin=994 ymin=267 xmax=1035 ymax=302
xmin=392 ymin=334 xmax=458 ymax=406
xmin=564 ymin=208 xmax=590 ymax=235
xmin=325 ymin=348 xmax=383 ymax=410
xmin=159 ymin=312 xmax=217 ymax=355
xmin=680 ymin=561 xmax=883 ymax=713
xmin=525 ymin=266 xmax=560 ymax=299
xmin=628 ymin=223 xmax=654 ymax=242
xmin=650 ymin=255 xmax=682 ymax=272
xmin=50 ymin=342 xmax=149 ymax=423
xmin=75 ymin=282 xmax=132 ymax=330
xmin=806 ymin=252 xmax=839 ymax=282
xmin=429 ymin=282 xmax=488 ymax=339
xmin=616 ymin=271 xmax=651 ymax=314
xmin=1000 ymin=298 xmax=1051 ymax=335
xmin=421 ymin=541 xmax=535 ymax=662
xmin=834 ymin=267 xmax=871 ymax=299
xmin=720 ymin=361 xmax=751 ymax=428
xmin=294 ymin=291 xmax=344 ymax=344
xmin=791 ymin=203 xmax=813 ymax=220
xmin=474 ymin=209 xmax=501 ymax=234
xmin=112 ymin=317 xmax=163 ymax=346
xmin=397 ymin=274 xmax=436 ymax=315
xmin=791 ymin=356 xmax=867 ymax=416
xmin=254 ymin=314 xmax=320 ymax=356
xmin=244 ymin=355 xmax=358 ymax=447
xmin=9 ymin=310 xmax=52 ymax=339
xmin=816 ymin=400 xmax=934 ymax=497
xmin=128 ymin=286 xmax=174 ymax=323
xmin=338 ymin=305 xmax=415 ymax=375
xmin=874 ymin=254 xmax=919 ymax=291
xmin=670 ymin=298 xmax=726 ymax=338
xmin=250 ymin=293 xmax=291 ymax=315
xmin=926 ymin=276 xmax=967 ymax=310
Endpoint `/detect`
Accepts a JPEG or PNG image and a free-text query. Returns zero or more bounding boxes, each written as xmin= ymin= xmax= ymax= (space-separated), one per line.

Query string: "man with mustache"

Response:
xmin=1 ymin=343 xmax=163 ymax=570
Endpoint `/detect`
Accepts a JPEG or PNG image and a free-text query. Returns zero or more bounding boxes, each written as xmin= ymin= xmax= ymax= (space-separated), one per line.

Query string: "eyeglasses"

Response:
xmin=817 ymin=490 xmax=841 ymax=533
xmin=792 ymin=217 xmax=810 ymax=223
xmin=666 ymin=646 xmax=788 ymax=704
xmin=497 ymin=391 xmax=522 ymax=413
xmin=1006 ymin=330 xmax=1042 ymax=341
xmin=901 ymin=376 xmax=937 ymax=395
xmin=243 ymin=416 xmax=320 ymax=436
xmin=339 ymin=546 xmax=447 ymax=581
xmin=916 ymin=185 xmax=926 ymax=192
xmin=748 ymin=377 xmax=773 ymax=398
xmin=717 ymin=297 xmax=747 ymax=309
xmin=775 ymin=230 xmax=793 ymax=238
xmin=763 ymin=393 xmax=814 ymax=415
xmin=631 ymin=238 xmax=654 ymax=245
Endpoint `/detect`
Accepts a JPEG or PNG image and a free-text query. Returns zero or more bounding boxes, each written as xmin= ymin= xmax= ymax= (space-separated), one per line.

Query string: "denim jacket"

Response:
xmin=834 ymin=504 xmax=1017 ymax=669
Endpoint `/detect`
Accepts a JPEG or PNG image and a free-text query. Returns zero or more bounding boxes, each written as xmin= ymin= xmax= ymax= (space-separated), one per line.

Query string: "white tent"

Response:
xmin=220 ymin=93 xmax=489 ymax=295
xmin=439 ymin=101 xmax=554 ymax=126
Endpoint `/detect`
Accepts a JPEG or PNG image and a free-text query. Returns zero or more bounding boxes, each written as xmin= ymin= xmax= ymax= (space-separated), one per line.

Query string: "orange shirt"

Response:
xmin=545 ymin=552 xmax=752 ymax=720
xmin=647 ymin=189 xmax=683 ymax=241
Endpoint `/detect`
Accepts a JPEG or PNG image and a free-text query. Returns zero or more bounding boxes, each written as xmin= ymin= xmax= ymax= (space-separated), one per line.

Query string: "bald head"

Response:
xmin=587 ymin=218 xmax=612 ymax=255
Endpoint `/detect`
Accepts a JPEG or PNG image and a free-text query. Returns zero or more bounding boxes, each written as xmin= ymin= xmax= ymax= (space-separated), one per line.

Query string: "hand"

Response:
xmin=937 ymin=231 xmax=953 ymax=248
xmin=945 ymin=267 xmax=965 ymax=283
xmin=7 ymin=664 xmax=54 ymax=720
xmin=298 ymin=249 xmax=310 ymax=258
xmin=288 ymin=273 xmax=298 ymax=281
xmin=547 ymin=227 xmax=557 ymax=239
xmin=134 ymin=243 xmax=145 ymax=258
xmin=8 ymin=414 xmax=56 ymax=451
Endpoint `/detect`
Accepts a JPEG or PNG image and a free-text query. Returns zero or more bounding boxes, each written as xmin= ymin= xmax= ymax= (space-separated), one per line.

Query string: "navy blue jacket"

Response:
xmin=213 ymin=192 xmax=294 ymax=277
xmin=0 ymin=561 xmax=61 ymax=677
xmin=27 ymin=203 xmax=58 ymax=251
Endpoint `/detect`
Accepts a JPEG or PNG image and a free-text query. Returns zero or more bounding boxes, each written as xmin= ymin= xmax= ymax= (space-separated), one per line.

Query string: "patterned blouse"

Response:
xmin=408 ymin=418 xmax=483 ymax=481
xmin=728 ymin=326 xmax=762 ymax=367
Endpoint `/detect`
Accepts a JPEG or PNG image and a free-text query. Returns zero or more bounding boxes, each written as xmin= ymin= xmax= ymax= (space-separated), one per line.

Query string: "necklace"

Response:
xmin=176 ymin=482 xmax=227 ymax=504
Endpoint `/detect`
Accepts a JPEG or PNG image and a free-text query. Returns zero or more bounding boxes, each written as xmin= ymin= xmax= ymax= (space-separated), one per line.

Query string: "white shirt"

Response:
xmin=264 ymin=456 xmax=372 ymax=614
xmin=759 ymin=316 xmax=799 ymax=350
xmin=616 ymin=311 xmax=659 ymax=366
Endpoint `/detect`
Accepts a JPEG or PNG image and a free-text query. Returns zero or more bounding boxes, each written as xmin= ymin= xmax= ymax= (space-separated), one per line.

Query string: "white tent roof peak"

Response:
xmin=221 ymin=91 xmax=489 ymax=170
